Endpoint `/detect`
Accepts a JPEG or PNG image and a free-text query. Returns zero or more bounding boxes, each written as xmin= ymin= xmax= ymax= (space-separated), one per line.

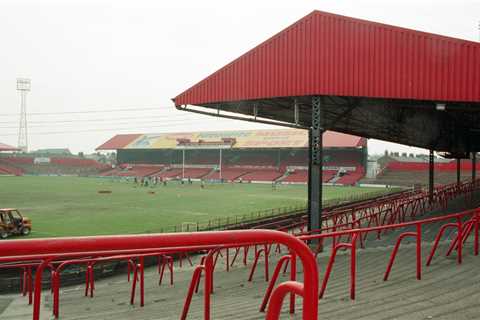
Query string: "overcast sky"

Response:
xmin=0 ymin=0 xmax=478 ymax=154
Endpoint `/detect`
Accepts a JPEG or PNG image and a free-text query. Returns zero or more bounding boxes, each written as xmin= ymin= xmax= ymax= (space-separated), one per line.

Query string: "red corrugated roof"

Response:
xmin=0 ymin=143 xmax=19 ymax=151
xmin=174 ymin=10 xmax=480 ymax=106
xmin=323 ymin=131 xmax=366 ymax=148
xmin=95 ymin=134 xmax=142 ymax=150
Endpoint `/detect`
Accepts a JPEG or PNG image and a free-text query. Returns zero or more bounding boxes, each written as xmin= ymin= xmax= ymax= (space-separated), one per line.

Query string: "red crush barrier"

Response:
xmin=426 ymin=218 xmax=465 ymax=266
xmin=297 ymin=208 xmax=480 ymax=301
xmin=383 ymin=224 xmax=422 ymax=281
xmin=0 ymin=230 xmax=318 ymax=320
xmin=181 ymin=248 xmax=221 ymax=319
xmin=265 ymin=281 xmax=304 ymax=320
xmin=51 ymin=251 xmax=177 ymax=317
xmin=158 ymin=255 xmax=174 ymax=286
xmin=445 ymin=219 xmax=470 ymax=258
xmin=319 ymin=233 xmax=358 ymax=299
xmin=260 ymin=255 xmax=291 ymax=311
xmin=2 ymin=179 xmax=479 ymax=319
xmin=182 ymin=264 xmax=205 ymax=320
xmin=248 ymin=245 xmax=270 ymax=282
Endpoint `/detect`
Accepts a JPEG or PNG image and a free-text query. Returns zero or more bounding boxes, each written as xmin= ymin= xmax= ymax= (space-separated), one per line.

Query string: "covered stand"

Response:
xmin=173 ymin=10 xmax=480 ymax=231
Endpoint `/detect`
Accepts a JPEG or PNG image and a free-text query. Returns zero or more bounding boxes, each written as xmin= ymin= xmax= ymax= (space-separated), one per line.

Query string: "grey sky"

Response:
xmin=0 ymin=0 xmax=478 ymax=154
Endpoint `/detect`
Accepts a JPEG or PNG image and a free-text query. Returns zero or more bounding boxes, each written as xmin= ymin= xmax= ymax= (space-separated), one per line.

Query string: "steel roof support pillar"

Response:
xmin=457 ymin=158 xmax=461 ymax=185
xmin=219 ymin=149 xmax=222 ymax=181
xmin=429 ymin=150 xmax=434 ymax=204
xmin=472 ymin=152 xmax=476 ymax=185
xmin=182 ymin=149 xmax=185 ymax=179
xmin=308 ymin=96 xmax=323 ymax=238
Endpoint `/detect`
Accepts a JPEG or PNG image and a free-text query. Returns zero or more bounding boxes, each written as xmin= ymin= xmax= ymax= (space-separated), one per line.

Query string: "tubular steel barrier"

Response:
xmin=182 ymin=247 xmax=227 ymax=320
xmin=295 ymin=208 xmax=480 ymax=301
xmin=260 ymin=180 xmax=479 ymax=311
xmin=295 ymin=179 xmax=479 ymax=238
xmin=1 ymin=178 xmax=478 ymax=319
xmin=248 ymin=244 xmax=270 ymax=282
xmin=0 ymin=230 xmax=318 ymax=320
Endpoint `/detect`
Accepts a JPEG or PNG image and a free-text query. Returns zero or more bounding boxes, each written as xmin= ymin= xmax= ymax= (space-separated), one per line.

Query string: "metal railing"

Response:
xmin=0 ymin=230 xmax=318 ymax=320
xmin=259 ymin=179 xmax=480 ymax=309
xmin=1 ymin=179 xmax=477 ymax=320
xmin=157 ymin=187 xmax=403 ymax=233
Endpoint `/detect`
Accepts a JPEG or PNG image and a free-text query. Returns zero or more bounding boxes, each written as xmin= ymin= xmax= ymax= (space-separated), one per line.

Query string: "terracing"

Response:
xmin=368 ymin=168 xmax=477 ymax=187
xmin=1 ymin=181 xmax=479 ymax=320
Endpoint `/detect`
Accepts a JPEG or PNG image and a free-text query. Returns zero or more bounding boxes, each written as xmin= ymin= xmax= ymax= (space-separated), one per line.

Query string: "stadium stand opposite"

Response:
xmin=206 ymin=167 xmax=250 ymax=181
xmin=368 ymin=155 xmax=480 ymax=186
xmin=0 ymin=163 xmax=23 ymax=176
xmin=100 ymin=164 xmax=165 ymax=177
xmin=96 ymin=129 xmax=367 ymax=185
xmin=3 ymin=9 xmax=480 ymax=320
xmin=282 ymin=169 xmax=308 ymax=183
xmin=0 ymin=155 xmax=109 ymax=176
xmin=0 ymin=143 xmax=23 ymax=175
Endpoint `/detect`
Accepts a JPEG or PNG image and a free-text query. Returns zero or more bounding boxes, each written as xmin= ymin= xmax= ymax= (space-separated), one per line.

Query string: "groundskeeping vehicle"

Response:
xmin=0 ymin=208 xmax=32 ymax=239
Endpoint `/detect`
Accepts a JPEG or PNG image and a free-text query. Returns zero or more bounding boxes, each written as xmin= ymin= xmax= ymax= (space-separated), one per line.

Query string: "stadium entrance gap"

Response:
xmin=173 ymin=10 xmax=480 ymax=232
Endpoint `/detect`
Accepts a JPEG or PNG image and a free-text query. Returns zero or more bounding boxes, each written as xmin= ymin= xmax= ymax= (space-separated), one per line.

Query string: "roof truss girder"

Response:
xmin=197 ymin=95 xmax=480 ymax=153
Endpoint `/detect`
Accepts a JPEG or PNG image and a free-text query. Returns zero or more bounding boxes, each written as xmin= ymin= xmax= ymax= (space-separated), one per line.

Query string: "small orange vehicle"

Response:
xmin=0 ymin=208 xmax=32 ymax=239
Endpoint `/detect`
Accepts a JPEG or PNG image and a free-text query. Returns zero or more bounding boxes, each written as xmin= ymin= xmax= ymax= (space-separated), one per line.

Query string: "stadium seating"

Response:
xmin=98 ymin=146 xmax=368 ymax=184
xmin=364 ymin=159 xmax=480 ymax=186
xmin=102 ymin=166 xmax=223 ymax=180
xmin=50 ymin=157 xmax=107 ymax=169
xmin=102 ymin=165 xmax=164 ymax=177
xmin=100 ymin=163 xmax=368 ymax=184
xmin=206 ymin=167 xmax=251 ymax=181
xmin=181 ymin=168 xmax=212 ymax=179
xmin=240 ymin=169 xmax=284 ymax=182
xmin=185 ymin=153 xmax=219 ymax=165
xmin=280 ymin=152 xmax=308 ymax=167
xmin=370 ymin=168 xmax=476 ymax=187
xmin=262 ymin=168 xmax=362 ymax=184
xmin=1 ymin=157 xmax=34 ymax=165
xmin=335 ymin=172 xmax=364 ymax=185
xmin=387 ymin=160 xmax=480 ymax=172
xmin=322 ymin=169 xmax=337 ymax=182
xmin=154 ymin=168 xmax=184 ymax=179
xmin=0 ymin=156 xmax=110 ymax=176
xmin=282 ymin=169 xmax=308 ymax=183
xmin=0 ymin=163 xmax=24 ymax=175
xmin=226 ymin=154 xmax=277 ymax=167
xmin=98 ymin=168 xmax=119 ymax=176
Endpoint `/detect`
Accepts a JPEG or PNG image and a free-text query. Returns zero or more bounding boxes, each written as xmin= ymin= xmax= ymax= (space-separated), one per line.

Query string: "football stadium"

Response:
xmin=0 ymin=130 xmax=385 ymax=238
xmin=1 ymin=7 xmax=480 ymax=320
xmin=96 ymin=129 xmax=367 ymax=185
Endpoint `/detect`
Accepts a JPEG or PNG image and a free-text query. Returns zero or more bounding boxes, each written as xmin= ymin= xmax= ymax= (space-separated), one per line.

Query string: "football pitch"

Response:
xmin=0 ymin=176 xmax=398 ymax=238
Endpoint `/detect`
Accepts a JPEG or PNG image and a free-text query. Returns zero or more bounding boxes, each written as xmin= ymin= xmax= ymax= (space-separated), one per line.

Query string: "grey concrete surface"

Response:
xmin=2 ymin=192 xmax=479 ymax=320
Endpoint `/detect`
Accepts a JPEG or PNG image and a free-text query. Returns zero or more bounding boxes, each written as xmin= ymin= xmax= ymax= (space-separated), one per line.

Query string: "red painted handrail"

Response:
xmin=0 ymin=230 xmax=318 ymax=320
xmin=297 ymin=208 xmax=479 ymax=300
xmin=1 ymin=179 xmax=478 ymax=320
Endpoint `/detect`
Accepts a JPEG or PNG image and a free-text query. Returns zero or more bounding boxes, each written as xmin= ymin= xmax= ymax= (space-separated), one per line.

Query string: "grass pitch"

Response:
xmin=0 ymin=176 xmax=393 ymax=238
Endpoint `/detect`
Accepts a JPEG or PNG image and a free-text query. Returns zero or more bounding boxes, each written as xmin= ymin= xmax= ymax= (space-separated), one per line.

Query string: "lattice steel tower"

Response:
xmin=16 ymin=78 xmax=31 ymax=152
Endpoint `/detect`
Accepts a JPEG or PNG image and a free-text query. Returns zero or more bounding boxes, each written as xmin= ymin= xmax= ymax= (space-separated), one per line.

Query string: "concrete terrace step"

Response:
xmin=2 ymin=239 xmax=478 ymax=320
xmin=2 ymin=193 xmax=480 ymax=320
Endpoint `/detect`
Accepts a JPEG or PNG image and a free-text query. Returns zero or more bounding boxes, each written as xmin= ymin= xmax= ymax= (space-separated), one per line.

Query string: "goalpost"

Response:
xmin=181 ymin=222 xmax=198 ymax=232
